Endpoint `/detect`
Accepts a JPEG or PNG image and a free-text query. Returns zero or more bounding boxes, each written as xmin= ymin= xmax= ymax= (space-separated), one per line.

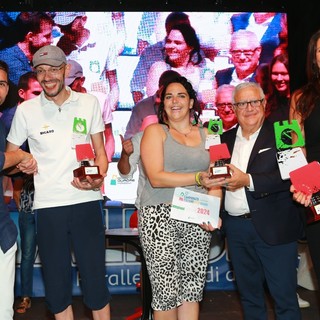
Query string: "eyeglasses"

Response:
xmin=34 ymin=66 xmax=64 ymax=76
xmin=0 ymin=80 xmax=8 ymax=88
xmin=230 ymin=48 xmax=259 ymax=59
xmin=216 ymin=103 xmax=233 ymax=110
xmin=233 ymin=99 xmax=264 ymax=110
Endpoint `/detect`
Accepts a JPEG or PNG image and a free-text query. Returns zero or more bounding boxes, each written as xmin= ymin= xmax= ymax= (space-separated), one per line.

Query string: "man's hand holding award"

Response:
xmin=73 ymin=143 xmax=102 ymax=182
xmin=209 ymin=143 xmax=231 ymax=179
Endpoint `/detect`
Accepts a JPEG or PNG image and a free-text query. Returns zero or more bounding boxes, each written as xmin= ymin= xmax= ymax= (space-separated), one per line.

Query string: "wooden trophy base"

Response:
xmin=210 ymin=161 xmax=231 ymax=179
xmin=73 ymin=165 xmax=101 ymax=182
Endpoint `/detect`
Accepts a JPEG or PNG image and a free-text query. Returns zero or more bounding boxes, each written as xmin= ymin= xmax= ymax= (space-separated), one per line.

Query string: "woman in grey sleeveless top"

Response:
xmin=139 ymin=76 xmax=222 ymax=319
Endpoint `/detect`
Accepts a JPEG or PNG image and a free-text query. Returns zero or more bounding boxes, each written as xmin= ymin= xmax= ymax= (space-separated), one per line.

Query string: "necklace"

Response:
xmin=170 ymin=125 xmax=193 ymax=137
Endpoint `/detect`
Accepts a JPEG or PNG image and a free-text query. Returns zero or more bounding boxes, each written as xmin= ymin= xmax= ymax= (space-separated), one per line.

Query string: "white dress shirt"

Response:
xmin=225 ymin=125 xmax=261 ymax=216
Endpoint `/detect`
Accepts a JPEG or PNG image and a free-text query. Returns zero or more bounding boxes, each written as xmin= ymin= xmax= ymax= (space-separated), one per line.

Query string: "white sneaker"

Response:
xmin=297 ymin=293 xmax=310 ymax=308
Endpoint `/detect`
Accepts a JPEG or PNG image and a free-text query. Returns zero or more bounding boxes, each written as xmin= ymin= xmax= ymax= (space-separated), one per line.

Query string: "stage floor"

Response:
xmin=13 ymin=287 xmax=320 ymax=320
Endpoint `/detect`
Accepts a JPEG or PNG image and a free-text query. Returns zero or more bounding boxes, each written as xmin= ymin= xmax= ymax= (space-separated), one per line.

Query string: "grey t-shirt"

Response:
xmin=140 ymin=125 xmax=210 ymax=206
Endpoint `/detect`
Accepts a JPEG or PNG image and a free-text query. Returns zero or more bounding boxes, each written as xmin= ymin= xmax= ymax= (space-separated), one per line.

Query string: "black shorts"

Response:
xmin=35 ymin=200 xmax=111 ymax=314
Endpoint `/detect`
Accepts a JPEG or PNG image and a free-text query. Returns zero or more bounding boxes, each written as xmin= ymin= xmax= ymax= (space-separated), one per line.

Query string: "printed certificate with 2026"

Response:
xmin=170 ymin=187 xmax=220 ymax=227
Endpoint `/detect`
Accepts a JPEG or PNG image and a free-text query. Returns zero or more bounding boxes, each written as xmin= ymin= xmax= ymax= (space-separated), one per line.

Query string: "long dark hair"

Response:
xmin=295 ymin=29 xmax=320 ymax=120
xmin=165 ymin=24 xmax=202 ymax=67
xmin=266 ymin=53 xmax=290 ymax=115
xmin=157 ymin=76 xmax=201 ymax=125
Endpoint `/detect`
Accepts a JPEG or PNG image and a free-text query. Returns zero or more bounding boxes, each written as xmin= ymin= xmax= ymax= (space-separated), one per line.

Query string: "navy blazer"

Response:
xmin=221 ymin=120 xmax=304 ymax=245
xmin=215 ymin=67 xmax=257 ymax=88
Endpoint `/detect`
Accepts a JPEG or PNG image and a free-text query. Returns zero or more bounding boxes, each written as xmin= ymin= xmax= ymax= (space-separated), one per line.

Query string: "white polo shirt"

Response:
xmin=7 ymin=88 xmax=105 ymax=210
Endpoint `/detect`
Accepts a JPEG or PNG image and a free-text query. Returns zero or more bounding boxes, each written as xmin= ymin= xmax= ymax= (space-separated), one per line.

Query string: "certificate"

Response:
xmin=170 ymin=187 xmax=220 ymax=227
xmin=277 ymin=147 xmax=307 ymax=180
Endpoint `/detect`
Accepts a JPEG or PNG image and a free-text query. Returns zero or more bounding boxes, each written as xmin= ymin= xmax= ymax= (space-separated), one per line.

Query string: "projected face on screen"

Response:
xmin=0 ymin=11 xmax=288 ymax=201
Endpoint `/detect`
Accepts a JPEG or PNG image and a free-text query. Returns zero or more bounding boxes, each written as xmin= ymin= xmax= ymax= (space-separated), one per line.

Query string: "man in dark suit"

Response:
xmin=216 ymin=82 xmax=303 ymax=319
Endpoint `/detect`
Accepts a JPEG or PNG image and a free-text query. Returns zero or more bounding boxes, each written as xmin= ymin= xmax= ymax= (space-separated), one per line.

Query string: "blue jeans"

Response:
xmin=18 ymin=211 xmax=36 ymax=297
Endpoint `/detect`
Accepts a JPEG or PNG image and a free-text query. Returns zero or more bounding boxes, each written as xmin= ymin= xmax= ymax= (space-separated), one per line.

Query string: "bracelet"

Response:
xmin=195 ymin=172 xmax=202 ymax=186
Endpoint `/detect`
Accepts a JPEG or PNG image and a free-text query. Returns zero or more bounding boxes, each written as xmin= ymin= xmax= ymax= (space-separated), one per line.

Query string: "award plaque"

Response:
xmin=210 ymin=160 xmax=231 ymax=178
xmin=209 ymin=143 xmax=231 ymax=179
xmin=73 ymin=144 xmax=102 ymax=182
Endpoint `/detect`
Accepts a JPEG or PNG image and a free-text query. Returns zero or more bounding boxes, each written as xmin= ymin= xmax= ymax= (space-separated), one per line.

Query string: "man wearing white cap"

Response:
xmin=6 ymin=45 xmax=110 ymax=320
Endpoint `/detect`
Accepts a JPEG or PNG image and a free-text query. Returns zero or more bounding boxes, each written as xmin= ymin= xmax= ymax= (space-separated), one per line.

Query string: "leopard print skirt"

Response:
xmin=139 ymin=203 xmax=212 ymax=311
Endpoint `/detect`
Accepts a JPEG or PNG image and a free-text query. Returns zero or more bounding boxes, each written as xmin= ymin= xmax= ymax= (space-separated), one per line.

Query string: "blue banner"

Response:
xmin=12 ymin=205 xmax=236 ymax=297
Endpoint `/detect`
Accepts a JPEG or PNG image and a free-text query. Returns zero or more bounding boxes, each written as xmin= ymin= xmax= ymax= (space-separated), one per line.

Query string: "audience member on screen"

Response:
xmin=146 ymin=23 xmax=215 ymax=108
xmin=231 ymin=12 xmax=287 ymax=63
xmin=0 ymin=12 xmax=54 ymax=86
xmin=130 ymin=12 xmax=191 ymax=104
xmin=265 ymin=53 xmax=290 ymax=121
xmin=1 ymin=71 xmax=42 ymax=315
xmin=214 ymin=30 xmax=261 ymax=88
xmin=124 ymin=70 xmax=180 ymax=140
xmin=54 ymin=12 xmax=120 ymax=161
xmin=54 ymin=12 xmax=88 ymax=56
xmin=139 ymin=76 xmax=221 ymax=319
xmin=206 ymin=82 xmax=304 ymax=319
xmin=0 ymin=60 xmax=38 ymax=320
xmin=54 ymin=11 xmax=125 ymax=57
xmin=290 ymin=29 xmax=320 ymax=294
xmin=6 ymin=45 xmax=110 ymax=320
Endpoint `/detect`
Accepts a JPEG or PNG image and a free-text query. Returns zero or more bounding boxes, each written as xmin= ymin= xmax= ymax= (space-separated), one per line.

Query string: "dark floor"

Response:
xmin=13 ymin=287 xmax=320 ymax=320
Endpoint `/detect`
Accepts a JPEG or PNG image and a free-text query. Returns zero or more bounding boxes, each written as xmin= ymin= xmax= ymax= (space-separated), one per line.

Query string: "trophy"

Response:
xmin=209 ymin=143 xmax=231 ymax=178
xmin=73 ymin=143 xmax=102 ymax=182
xmin=207 ymin=118 xmax=223 ymax=135
xmin=274 ymin=120 xmax=304 ymax=150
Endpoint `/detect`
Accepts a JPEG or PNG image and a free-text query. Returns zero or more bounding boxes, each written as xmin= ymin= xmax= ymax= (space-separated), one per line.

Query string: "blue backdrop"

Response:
xmin=12 ymin=203 xmax=236 ymax=297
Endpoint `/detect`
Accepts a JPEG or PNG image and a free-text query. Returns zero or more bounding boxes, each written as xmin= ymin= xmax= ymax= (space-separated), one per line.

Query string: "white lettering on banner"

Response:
xmin=226 ymin=270 xmax=235 ymax=282
xmin=106 ymin=268 xmax=140 ymax=286
xmin=206 ymin=265 xmax=220 ymax=282
xmin=69 ymin=269 xmax=141 ymax=288
xmin=206 ymin=265 xmax=235 ymax=283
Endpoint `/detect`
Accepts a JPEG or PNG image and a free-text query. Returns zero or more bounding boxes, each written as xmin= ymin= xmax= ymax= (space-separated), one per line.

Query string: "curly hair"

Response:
xmin=157 ymin=76 xmax=201 ymax=126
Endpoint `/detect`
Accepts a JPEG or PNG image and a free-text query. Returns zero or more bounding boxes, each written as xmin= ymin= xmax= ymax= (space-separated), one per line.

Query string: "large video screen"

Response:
xmin=0 ymin=11 xmax=288 ymax=203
